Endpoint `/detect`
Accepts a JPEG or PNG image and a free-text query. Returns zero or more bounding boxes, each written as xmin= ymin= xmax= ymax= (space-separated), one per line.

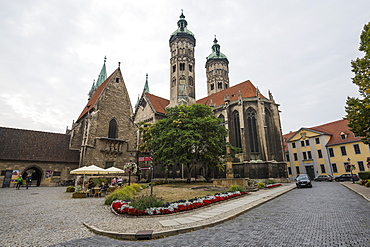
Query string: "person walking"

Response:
xmin=16 ymin=176 xmax=23 ymax=190
xmin=26 ymin=175 xmax=32 ymax=189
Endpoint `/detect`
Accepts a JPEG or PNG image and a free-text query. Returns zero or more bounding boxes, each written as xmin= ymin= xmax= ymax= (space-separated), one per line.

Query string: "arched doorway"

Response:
xmin=23 ymin=167 xmax=43 ymax=187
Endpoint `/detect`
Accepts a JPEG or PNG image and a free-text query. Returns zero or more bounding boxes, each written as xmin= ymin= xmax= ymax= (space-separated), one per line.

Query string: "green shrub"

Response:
xmin=266 ymin=180 xmax=275 ymax=185
xmin=130 ymin=183 xmax=142 ymax=192
xmin=104 ymin=186 xmax=136 ymax=205
xmin=366 ymin=181 xmax=370 ymax=187
xmin=256 ymin=182 xmax=265 ymax=189
xmin=130 ymin=195 xmax=165 ymax=210
xmin=358 ymin=171 xmax=370 ymax=180
xmin=228 ymin=185 xmax=245 ymax=192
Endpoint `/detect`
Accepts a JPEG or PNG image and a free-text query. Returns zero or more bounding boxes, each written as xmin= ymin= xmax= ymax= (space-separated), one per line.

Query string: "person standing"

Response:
xmin=26 ymin=175 xmax=32 ymax=189
xmin=16 ymin=176 xmax=23 ymax=190
xmin=117 ymin=177 xmax=123 ymax=187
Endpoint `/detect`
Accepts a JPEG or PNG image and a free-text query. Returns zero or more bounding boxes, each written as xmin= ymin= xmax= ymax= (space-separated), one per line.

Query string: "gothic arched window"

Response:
xmin=108 ymin=119 xmax=117 ymax=139
xmin=232 ymin=111 xmax=242 ymax=149
xmin=265 ymin=108 xmax=276 ymax=160
xmin=247 ymin=108 xmax=259 ymax=153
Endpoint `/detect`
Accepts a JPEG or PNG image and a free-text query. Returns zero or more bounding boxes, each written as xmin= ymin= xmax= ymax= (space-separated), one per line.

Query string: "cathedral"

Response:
xmin=134 ymin=12 xmax=287 ymax=181
xmin=0 ymin=12 xmax=287 ymax=187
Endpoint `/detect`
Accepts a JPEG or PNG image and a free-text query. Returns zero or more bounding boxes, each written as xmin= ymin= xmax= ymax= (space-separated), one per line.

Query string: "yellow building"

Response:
xmin=283 ymin=119 xmax=370 ymax=180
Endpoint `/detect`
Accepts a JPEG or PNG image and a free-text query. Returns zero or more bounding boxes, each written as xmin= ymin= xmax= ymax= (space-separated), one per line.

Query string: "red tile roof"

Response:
xmin=145 ymin=93 xmax=170 ymax=114
xmin=0 ymin=127 xmax=79 ymax=163
xmin=77 ymin=69 xmax=117 ymax=122
xmin=282 ymin=119 xmax=362 ymax=149
xmin=309 ymin=119 xmax=361 ymax=146
xmin=196 ymin=80 xmax=266 ymax=107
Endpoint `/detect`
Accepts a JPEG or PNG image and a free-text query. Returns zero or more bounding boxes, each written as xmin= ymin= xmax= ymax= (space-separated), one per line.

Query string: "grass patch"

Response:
xmin=138 ymin=182 xmax=224 ymax=203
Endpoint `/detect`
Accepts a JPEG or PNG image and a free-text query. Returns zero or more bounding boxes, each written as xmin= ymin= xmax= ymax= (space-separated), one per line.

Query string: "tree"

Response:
xmin=345 ymin=22 xmax=370 ymax=144
xmin=140 ymin=104 xmax=228 ymax=182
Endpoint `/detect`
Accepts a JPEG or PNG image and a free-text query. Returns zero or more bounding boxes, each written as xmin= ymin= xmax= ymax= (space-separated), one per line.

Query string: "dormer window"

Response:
xmin=340 ymin=132 xmax=347 ymax=140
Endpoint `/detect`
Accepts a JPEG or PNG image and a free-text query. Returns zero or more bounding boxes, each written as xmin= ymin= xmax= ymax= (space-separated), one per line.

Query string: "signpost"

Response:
xmin=139 ymin=157 xmax=152 ymax=162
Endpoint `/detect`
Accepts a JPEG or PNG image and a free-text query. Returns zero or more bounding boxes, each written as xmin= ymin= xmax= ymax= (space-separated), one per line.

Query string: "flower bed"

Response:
xmin=111 ymin=191 xmax=249 ymax=216
xmin=265 ymin=183 xmax=282 ymax=188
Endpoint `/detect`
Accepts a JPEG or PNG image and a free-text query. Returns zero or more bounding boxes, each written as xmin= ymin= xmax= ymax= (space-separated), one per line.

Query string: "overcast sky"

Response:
xmin=1 ymin=0 xmax=369 ymax=134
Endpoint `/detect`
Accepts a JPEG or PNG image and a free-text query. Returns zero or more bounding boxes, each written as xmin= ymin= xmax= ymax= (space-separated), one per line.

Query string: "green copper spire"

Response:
xmin=206 ymin=36 xmax=228 ymax=61
xmin=170 ymin=10 xmax=196 ymax=44
xmin=95 ymin=56 xmax=107 ymax=88
xmin=143 ymin=73 xmax=150 ymax=93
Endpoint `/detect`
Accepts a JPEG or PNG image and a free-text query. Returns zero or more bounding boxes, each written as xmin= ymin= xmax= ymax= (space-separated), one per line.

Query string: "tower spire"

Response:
xmin=95 ymin=56 xmax=107 ymax=88
xmin=143 ymin=73 xmax=150 ymax=94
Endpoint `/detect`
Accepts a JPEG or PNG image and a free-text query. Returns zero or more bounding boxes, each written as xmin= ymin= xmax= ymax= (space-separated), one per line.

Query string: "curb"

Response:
xmin=341 ymin=183 xmax=370 ymax=202
xmin=83 ymin=184 xmax=296 ymax=241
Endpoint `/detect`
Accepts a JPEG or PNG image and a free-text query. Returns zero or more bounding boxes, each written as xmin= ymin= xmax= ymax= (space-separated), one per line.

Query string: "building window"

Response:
xmin=340 ymin=146 xmax=347 ymax=156
xmin=232 ymin=111 xmax=242 ymax=149
xmin=307 ymin=151 xmax=312 ymax=160
xmin=172 ymin=65 xmax=176 ymax=73
xmin=296 ymin=166 xmax=300 ymax=175
xmin=286 ymin=154 xmax=290 ymax=162
xmin=302 ymin=152 xmax=307 ymax=160
xmin=172 ymin=78 xmax=176 ymax=87
xmin=189 ymin=64 xmax=193 ymax=72
xmin=105 ymin=161 xmax=114 ymax=169
xmin=344 ymin=162 xmax=350 ymax=172
xmin=225 ymin=84 xmax=229 ymax=89
xmin=332 ymin=163 xmax=338 ymax=173
xmin=294 ymin=153 xmax=298 ymax=161
xmin=180 ymin=63 xmax=185 ymax=71
xmin=210 ymin=83 xmax=214 ymax=90
xmin=292 ymin=143 xmax=296 ymax=148
xmin=115 ymin=78 xmax=119 ymax=83
xmin=301 ymin=141 xmax=305 ymax=147
xmin=189 ymin=77 xmax=194 ymax=86
xmin=287 ymin=167 xmax=292 ymax=175
xmin=317 ymin=149 xmax=323 ymax=158
xmin=353 ymin=144 xmax=361 ymax=154
xmin=218 ymin=82 xmax=222 ymax=89
xmin=340 ymin=133 xmax=346 ymax=140
xmin=328 ymin=148 xmax=334 ymax=157
xmin=108 ymin=119 xmax=117 ymax=139
xmin=358 ymin=161 xmax=365 ymax=171
xmin=315 ymin=138 xmax=320 ymax=144
xmin=247 ymin=109 xmax=259 ymax=154
xmin=305 ymin=139 xmax=310 ymax=146
xmin=320 ymin=164 xmax=326 ymax=173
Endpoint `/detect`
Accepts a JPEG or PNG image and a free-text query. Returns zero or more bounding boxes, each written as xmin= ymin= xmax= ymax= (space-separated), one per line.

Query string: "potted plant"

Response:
xmin=66 ymin=185 xmax=75 ymax=192
xmin=72 ymin=186 xmax=87 ymax=198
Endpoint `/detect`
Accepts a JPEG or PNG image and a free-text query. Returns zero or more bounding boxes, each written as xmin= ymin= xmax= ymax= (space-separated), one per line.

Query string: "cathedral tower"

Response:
xmin=168 ymin=11 xmax=196 ymax=107
xmin=205 ymin=37 xmax=229 ymax=95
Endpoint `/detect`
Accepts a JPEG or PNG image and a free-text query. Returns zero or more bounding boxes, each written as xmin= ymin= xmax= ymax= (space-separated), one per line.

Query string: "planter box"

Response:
xmin=66 ymin=188 xmax=75 ymax=192
xmin=72 ymin=193 xmax=87 ymax=198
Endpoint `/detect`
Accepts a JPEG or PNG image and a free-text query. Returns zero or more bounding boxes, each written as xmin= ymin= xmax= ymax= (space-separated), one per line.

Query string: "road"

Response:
xmin=51 ymin=182 xmax=370 ymax=246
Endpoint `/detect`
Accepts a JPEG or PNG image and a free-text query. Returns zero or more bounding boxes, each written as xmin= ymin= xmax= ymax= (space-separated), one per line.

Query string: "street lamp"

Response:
xmin=347 ymin=158 xmax=355 ymax=184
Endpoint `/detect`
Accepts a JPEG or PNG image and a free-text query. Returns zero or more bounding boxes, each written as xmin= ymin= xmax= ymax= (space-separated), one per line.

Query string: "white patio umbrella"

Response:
xmin=105 ymin=166 xmax=125 ymax=174
xmin=70 ymin=165 xmax=109 ymax=189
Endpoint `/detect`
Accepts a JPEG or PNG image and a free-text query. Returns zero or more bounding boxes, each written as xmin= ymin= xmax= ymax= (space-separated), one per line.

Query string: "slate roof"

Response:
xmin=282 ymin=119 xmax=362 ymax=151
xmin=0 ymin=127 xmax=79 ymax=163
xmin=196 ymin=80 xmax=266 ymax=107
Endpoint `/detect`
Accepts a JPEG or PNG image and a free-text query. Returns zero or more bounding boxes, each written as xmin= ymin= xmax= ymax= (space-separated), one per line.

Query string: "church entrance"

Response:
xmin=23 ymin=167 xmax=42 ymax=187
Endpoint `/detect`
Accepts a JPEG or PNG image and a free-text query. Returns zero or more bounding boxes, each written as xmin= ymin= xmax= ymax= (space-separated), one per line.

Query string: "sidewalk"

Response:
xmin=84 ymin=183 xmax=296 ymax=240
xmin=341 ymin=182 xmax=370 ymax=202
